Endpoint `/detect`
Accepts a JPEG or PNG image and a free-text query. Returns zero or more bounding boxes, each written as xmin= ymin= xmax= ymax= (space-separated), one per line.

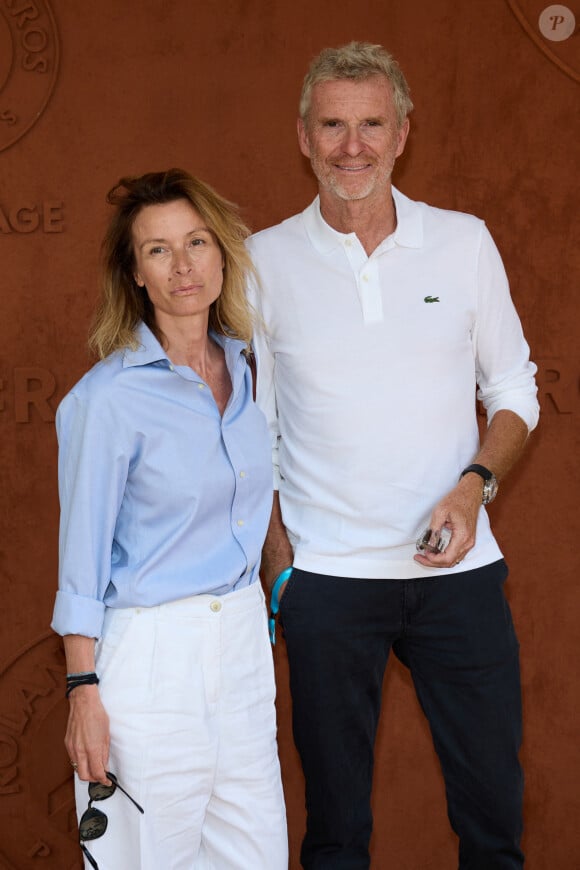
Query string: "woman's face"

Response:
xmin=131 ymin=198 xmax=224 ymax=328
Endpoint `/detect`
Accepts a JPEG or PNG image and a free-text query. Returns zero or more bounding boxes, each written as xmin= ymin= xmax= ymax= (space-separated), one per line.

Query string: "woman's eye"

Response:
xmin=189 ymin=238 xmax=205 ymax=247
xmin=149 ymin=246 xmax=165 ymax=255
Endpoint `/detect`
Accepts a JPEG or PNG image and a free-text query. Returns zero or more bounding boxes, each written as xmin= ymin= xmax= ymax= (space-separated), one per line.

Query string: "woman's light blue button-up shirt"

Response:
xmin=51 ymin=322 xmax=272 ymax=639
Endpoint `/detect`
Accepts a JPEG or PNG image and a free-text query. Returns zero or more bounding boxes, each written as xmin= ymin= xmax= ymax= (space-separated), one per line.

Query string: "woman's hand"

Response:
xmin=63 ymin=634 xmax=110 ymax=783
xmin=65 ymin=684 xmax=111 ymax=784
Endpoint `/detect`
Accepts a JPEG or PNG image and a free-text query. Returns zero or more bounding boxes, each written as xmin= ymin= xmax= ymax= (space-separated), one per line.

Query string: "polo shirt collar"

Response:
xmin=391 ymin=186 xmax=423 ymax=249
xmin=302 ymin=186 xmax=423 ymax=254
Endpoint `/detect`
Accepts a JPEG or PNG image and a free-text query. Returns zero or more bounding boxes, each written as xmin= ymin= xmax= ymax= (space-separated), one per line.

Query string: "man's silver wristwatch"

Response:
xmin=460 ymin=464 xmax=498 ymax=505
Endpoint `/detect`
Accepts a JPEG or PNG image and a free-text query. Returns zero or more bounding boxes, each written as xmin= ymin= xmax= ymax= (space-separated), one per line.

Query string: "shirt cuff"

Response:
xmin=51 ymin=590 xmax=106 ymax=639
xmin=486 ymin=398 xmax=540 ymax=434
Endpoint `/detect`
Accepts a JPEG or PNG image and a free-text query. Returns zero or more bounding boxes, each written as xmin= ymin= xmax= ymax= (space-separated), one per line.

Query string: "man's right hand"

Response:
xmin=261 ymin=492 xmax=294 ymax=600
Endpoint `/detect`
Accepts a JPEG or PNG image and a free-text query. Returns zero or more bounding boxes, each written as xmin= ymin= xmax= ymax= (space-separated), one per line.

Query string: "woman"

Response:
xmin=51 ymin=169 xmax=288 ymax=870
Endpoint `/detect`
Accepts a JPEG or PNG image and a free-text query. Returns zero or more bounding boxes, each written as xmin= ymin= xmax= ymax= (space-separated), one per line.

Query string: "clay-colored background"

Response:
xmin=1 ymin=1 xmax=578 ymax=867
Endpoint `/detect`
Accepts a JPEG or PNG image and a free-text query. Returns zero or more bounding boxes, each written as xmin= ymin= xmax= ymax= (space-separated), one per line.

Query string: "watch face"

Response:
xmin=482 ymin=475 xmax=499 ymax=505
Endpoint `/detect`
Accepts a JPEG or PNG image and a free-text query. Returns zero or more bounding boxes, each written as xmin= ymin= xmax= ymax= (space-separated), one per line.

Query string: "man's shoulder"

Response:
xmin=248 ymin=208 xmax=308 ymax=252
xmin=397 ymin=187 xmax=485 ymax=239
xmin=422 ymin=200 xmax=484 ymax=230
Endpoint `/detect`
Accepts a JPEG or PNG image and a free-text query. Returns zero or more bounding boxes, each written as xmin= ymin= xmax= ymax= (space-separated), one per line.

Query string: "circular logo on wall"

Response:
xmin=0 ymin=633 xmax=81 ymax=869
xmin=506 ymin=1 xmax=579 ymax=83
xmin=0 ymin=0 xmax=60 ymax=152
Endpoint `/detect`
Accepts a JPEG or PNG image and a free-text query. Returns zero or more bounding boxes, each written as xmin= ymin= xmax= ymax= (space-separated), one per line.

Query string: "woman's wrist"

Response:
xmin=66 ymin=672 xmax=99 ymax=698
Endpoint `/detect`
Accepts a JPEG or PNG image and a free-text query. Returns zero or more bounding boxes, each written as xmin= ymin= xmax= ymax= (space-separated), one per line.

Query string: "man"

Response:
xmin=249 ymin=41 xmax=538 ymax=869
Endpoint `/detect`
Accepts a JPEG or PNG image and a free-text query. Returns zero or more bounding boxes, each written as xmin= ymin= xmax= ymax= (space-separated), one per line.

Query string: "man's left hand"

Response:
xmin=414 ymin=473 xmax=484 ymax=569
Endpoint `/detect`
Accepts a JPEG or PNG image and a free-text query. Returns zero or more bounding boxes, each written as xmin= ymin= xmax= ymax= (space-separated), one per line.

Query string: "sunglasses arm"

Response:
xmin=107 ymin=773 xmax=145 ymax=814
xmin=81 ymin=843 xmax=100 ymax=869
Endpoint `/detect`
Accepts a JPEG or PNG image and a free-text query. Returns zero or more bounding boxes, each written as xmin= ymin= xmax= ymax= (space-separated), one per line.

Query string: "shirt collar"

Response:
xmin=122 ymin=321 xmax=247 ymax=373
xmin=123 ymin=322 xmax=168 ymax=368
xmin=213 ymin=330 xmax=248 ymax=374
xmin=391 ymin=186 xmax=423 ymax=249
xmin=302 ymin=186 xmax=423 ymax=254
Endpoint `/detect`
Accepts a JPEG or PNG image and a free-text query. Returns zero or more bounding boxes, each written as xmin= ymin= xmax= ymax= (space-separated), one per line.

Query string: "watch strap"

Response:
xmin=460 ymin=463 xmax=493 ymax=482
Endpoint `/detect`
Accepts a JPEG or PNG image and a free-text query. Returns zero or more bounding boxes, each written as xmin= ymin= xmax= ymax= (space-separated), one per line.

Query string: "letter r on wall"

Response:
xmin=14 ymin=367 xmax=56 ymax=423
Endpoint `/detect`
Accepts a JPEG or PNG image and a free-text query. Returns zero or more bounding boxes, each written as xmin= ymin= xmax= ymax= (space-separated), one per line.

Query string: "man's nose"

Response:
xmin=340 ymin=126 xmax=364 ymax=156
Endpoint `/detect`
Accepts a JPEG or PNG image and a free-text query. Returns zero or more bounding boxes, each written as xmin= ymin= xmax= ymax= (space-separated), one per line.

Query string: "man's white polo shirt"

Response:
xmin=248 ymin=187 xmax=539 ymax=579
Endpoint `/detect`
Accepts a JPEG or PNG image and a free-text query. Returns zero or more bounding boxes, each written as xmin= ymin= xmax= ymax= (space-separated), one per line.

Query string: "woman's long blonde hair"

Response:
xmin=89 ymin=169 xmax=255 ymax=359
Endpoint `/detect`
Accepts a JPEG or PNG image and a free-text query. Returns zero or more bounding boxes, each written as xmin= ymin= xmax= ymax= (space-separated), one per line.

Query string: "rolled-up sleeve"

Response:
xmin=52 ymin=590 xmax=106 ymax=638
xmin=51 ymin=388 xmax=129 ymax=638
xmin=474 ymin=226 xmax=539 ymax=433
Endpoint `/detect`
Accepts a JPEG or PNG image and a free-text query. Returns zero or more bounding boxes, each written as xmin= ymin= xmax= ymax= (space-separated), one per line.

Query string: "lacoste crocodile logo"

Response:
xmin=424 ymin=296 xmax=440 ymax=303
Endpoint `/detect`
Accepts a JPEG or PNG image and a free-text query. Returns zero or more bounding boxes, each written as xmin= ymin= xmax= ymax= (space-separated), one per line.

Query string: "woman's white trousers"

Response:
xmin=75 ymin=582 xmax=288 ymax=869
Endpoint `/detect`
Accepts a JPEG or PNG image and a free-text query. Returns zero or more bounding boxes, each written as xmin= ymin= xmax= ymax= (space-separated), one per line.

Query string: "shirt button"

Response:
xmin=237 ymin=519 xmax=245 ymax=527
xmin=345 ymin=239 xmax=352 ymax=247
xmin=239 ymin=471 xmax=246 ymax=478
xmin=169 ymin=365 xmax=174 ymax=372
xmin=198 ymin=383 xmax=205 ymax=390
xmin=362 ymin=274 xmax=369 ymax=282
xmin=210 ymin=601 xmax=222 ymax=613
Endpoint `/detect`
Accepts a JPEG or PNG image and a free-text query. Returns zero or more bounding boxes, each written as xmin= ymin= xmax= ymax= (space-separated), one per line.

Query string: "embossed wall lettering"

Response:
xmin=0 ymin=200 xmax=64 ymax=233
xmin=0 ymin=635 xmax=77 ymax=867
xmin=475 ymin=360 xmax=577 ymax=417
xmin=535 ymin=359 xmax=579 ymax=414
xmin=0 ymin=367 xmax=57 ymax=422
xmin=0 ymin=0 xmax=59 ymax=151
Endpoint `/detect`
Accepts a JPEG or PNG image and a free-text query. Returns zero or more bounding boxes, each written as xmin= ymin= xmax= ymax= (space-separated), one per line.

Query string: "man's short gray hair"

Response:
xmin=299 ymin=41 xmax=413 ymax=127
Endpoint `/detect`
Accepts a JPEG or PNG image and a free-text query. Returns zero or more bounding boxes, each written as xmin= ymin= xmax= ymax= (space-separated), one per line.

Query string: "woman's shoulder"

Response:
xmin=58 ymin=351 xmax=127 ymax=415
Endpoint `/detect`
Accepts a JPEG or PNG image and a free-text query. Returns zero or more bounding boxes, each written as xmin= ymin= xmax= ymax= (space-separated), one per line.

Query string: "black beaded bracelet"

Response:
xmin=66 ymin=672 xmax=99 ymax=698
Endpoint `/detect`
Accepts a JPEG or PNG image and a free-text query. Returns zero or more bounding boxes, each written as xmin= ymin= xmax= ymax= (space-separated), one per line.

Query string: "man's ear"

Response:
xmin=297 ymin=117 xmax=311 ymax=159
xmin=396 ymin=118 xmax=410 ymax=158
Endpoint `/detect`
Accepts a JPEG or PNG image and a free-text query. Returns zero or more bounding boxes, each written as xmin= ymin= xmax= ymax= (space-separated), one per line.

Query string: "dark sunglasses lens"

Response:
xmin=88 ymin=780 xmax=116 ymax=801
xmin=79 ymin=807 xmax=108 ymax=841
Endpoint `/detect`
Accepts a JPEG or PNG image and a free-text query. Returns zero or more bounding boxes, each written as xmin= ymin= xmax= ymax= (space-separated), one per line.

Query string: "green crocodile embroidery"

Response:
xmin=424 ymin=296 xmax=440 ymax=303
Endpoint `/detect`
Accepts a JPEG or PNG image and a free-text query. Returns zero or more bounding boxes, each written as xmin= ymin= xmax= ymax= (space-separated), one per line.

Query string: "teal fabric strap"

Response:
xmin=269 ymin=567 xmax=293 ymax=645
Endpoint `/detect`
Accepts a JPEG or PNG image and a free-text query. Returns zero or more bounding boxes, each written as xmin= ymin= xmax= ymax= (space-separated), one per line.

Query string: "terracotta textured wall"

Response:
xmin=1 ymin=1 xmax=578 ymax=867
